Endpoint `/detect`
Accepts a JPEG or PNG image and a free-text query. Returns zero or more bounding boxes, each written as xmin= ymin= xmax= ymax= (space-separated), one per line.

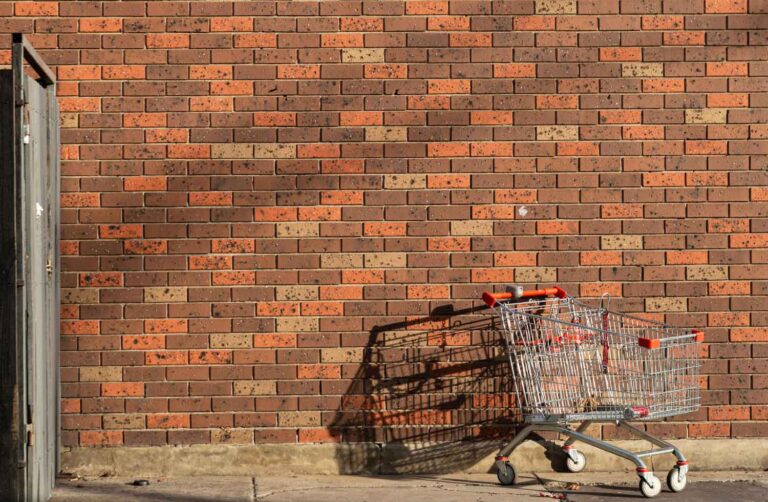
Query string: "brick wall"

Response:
xmin=2 ymin=0 xmax=767 ymax=451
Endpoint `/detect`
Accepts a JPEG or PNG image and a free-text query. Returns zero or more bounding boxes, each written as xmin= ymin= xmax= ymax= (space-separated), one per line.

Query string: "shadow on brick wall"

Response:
xmin=329 ymin=302 xmax=531 ymax=474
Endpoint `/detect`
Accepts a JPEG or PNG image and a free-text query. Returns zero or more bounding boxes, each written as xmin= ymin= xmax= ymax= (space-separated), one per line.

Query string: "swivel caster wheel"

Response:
xmin=496 ymin=462 xmax=516 ymax=486
xmin=667 ymin=466 xmax=687 ymax=492
xmin=565 ymin=450 xmax=586 ymax=473
xmin=639 ymin=474 xmax=662 ymax=498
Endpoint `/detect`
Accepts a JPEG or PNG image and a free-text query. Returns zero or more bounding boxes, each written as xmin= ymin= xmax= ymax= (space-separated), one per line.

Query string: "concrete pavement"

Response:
xmin=51 ymin=471 xmax=768 ymax=502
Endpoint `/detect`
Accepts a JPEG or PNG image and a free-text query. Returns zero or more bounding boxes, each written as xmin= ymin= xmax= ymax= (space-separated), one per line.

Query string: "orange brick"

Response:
xmin=364 ymin=64 xmax=408 ymax=80
xmin=61 ymin=320 xmax=99 ymax=335
xmin=495 ymin=189 xmax=537 ymax=203
xmin=708 ymin=93 xmax=748 ymax=108
xmin=685 ymin=140 xmax=727 ymax=155
xmin=643 ymin=79 xmax=685 ymax=93
xmin=301 ymin=302 xmax=344 ymax=316
xmin=147 ymin=414 xmax=190 ymax=429
xmin=428 ymin=142 xmax=470 ymax=157
xmin=340 ymin=271 xmax=385 ymax=284
xmin=298 ymin=144 xmax=340 ymax=158
xmin=190 ymin=65 xmax=233 ymax=80
xmin=61 ymin=399 xmax=81 ymax=414
xmin=211 ymin=17 xmax=253 ymax=32
xmin=705 ymin=0 xmax=747 ymax=13
xmin=102 ymin=383 xmax=144 ymax=397
xmin=59 ymin=97 xmax=100 ymax=112
xmin=663 ymin=32 xmax=706 ymax=45
xmin=623 ymin=125 xmax=664 ymax=140
xmin=146 ymin=129 xmax=188 ymax=143
xmin=709 ymin=281 xmax=750 ymax=296
xmin=687 ymin=172 xmax=729 ymax=186
xmin=341 ymin=17 xmax=384 ymax=31
xmin=211 ymin=81 xmax=253 ymax=95
xmin=427 ymin=175 xmax=471 ymax=189
xmin=408 ymin=95 xmax=450 ymax=110
xmin=103 ymin=65 xmax=146 ymax=80
xmin=471 ymin=268 xmax=515 ymax=283
xmin=213 ymin=239 xmax=254 ymax=253
xmin=190 ymin=350 xmax=232 ymax=364
xmin=297 ymin=364 xmax=341 ymax=379
xmin=234 ymin=33 xmax=278 ymax=47
xmin=471 ymin=142 xmax=514 ymax=157
xmin=15 ymin=2 xmax=58 ymax=16
xmin=557 ymin=142 xmax=599 ymax=156
xmin=298 ymin=428 xmax=341 ymax=443
xmin=124 ymin=176 xmax=167 ymax=191
xmin=61 ymin=193 xmax=100 ymax=207
xmin=537 ymin=95 xmax=579 ymax=109
xmin=580 ymin=282 xmax=622 ymax=298
xmin=601 ymin=204 xmax=643 ymax=219
xmin=364 ymin=222 xmax=406 ymax=236
xmin=58 ymin=65 xmax=101 ymax=80
xmin=257 ymin=302 xmax=299 ymax=316
xmin=146 ymin=34 xmax=189 ymax=48
xmin=709 ymin=405 xmax=750 ymax=421
xmin=666 ymin=251 xmax=708 ymax=265
xmin=145 ymin=351 xmax=188 ymax=365
xmin=254 ymin=207 xmax=297 ymax=221
xmin=643 ymin=172 xmax=685 ymax=187
xmin=641 ymin=16 xmax=683 ymax=30
xmin=321 ymin=190 xmax=364 ymax=205
xmin=599 ymin=110 xmax=642 ymax=124
xmin=730 ymin=234 xmax=768 ymax=248
xmin=100 ymin=224 xmax=143 ymax=239
xmin=124 ymin=113 xmax=166 ymax=128
xmin=708 ymin=312 xmax=749 ymax=327
xmin=189 ymin=256 xmax=232 ymax=270
xmin=470 ymin=111 xmax=514 ymax=125
xmin=428 ymin=237 xmax=471 ymax=252
xmin=80 ymin=272 xmax=123 ymax=287
xmin=122 ymin=335 xmax=165 ymax=350
xmin=277 ymin=65 xmax=321 ymax=79
xmin=688 ymin=423 xmax=729 ymax=438
xmin=731 ymin=328 xmax=768 ymax=342
xmin=190 ymin=97 xmax=232 ymax=112
xmin=168 ymin=144 xmax=211 ymax=159
xmin=405 ymin=1 xmax=448 ymax=14
xmin=428 ymin=16 xmax=470 ymax=31
xmin=339 ymin=111 xmax=382 ymax=126
xmin=599 ymin=48 xmax=642 ymax=61
xmin=707 ymin=62 xmax=748 ymax=76
xmin=298 ymin=207 xmax=341 ymax=221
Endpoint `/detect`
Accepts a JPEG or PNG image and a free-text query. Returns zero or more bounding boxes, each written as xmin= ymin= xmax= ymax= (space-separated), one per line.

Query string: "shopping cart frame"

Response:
xmin=482 ymin=285 xmax=703 ymax=498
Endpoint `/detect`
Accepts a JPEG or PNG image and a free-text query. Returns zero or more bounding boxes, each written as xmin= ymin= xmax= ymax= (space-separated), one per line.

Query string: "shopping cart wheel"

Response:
xmin=564 ymin=450 xmax=586 ymax=473
xmin=639 ymin=475 xmax=662 ymax=498
xmin=496 ymin=462 xmax=516 ymax=486
xmin=666 ymin=467 xmax=687 ymax=492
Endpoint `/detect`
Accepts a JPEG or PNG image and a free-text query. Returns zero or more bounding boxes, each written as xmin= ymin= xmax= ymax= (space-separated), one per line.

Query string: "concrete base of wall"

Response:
xmin=61 ymin=439 xmax=768 ymax=477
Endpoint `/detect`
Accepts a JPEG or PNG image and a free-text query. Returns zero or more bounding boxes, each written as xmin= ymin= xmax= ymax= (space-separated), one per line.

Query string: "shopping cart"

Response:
xmin=482 ymin=285 xmax=703 ymax=498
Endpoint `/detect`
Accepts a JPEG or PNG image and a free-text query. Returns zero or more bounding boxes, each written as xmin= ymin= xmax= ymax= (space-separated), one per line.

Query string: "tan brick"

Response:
xmin=602 ymin=236 xmax=643 ymax=250
xmin=276 ymin=285 xmax=318 ymax=301
xmin=341 ymin=48 xmax=385 ymax=63
xmin=212 ymin=428 xmax=253 ymax=444
xmin=103 ymin=414 xmax=145 ymax=430
xmin=536 ymin=0 xmax=576 ymax=14
xmin=276 ymin=317 xmax=319 ymax=332
xmin=685 ymin=108 xmax=727 ymax=124
xmin=276 ymin=222 xmax=319 ymax=237
xmin=687 ymin=265 xmax=728 ymax=280
xmin=144 ymin=287 xmax=187 ymax=303
xmin=646 ymin=297 xmax=687 ymax=312
xmin=622 ymin=63 xmax=663 ymax=77
xmin=62 ymin=288 xmax=99 ymax=304
xmin=536 ymin=125 xmax=578 ymax=141
xmin=211 ymin=143 xmax=253 ymax=159
xmin=321 ymin=348 xmax=364 ymax=363
xmin=366 ymin=126 xmax=407 ymax=142
xmin=210 ymin=333 xmax=252 ymax=349
xmin=234 ymin=381 xmax=276 ymax=395
xmin=451 ymin=220 xmax=493 ymax=236
xmin=279 ymin=411 xmax=321 ymax=427
xmin=321 ymin=253 xmax=363 ymax=269
xmin=364 ymin=253 xmax=407 ymax=268
xmin=253 ymin=144 xmax=296 ymax=159
xmin=515 ymin=267 xmax=557 ymax=282
xmin=61 ymin=113 xmax=78 ymax=129
xmin=80 ymin=366 xmax=122 ymax=382
xmin=384 ymin=174 xmax=426 ymax=189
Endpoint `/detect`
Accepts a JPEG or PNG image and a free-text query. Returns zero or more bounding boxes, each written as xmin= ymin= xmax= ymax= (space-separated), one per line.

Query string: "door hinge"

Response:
xmin=26 ymin=404 xmax=34 ymax=447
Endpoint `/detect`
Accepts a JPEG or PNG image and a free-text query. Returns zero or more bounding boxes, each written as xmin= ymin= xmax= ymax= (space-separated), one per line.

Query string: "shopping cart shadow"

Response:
xmin=329 ymin=302 xmax=571 ymax=475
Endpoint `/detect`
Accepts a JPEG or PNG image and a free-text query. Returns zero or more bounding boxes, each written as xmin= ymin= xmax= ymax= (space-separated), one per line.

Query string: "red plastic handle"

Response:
xmin=482 ymin=286 xmax=567 ymax=307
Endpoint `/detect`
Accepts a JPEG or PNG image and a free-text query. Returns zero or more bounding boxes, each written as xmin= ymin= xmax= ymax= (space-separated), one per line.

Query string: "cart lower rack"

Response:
xmin=482 ymin=285 xmax=703 ymax=498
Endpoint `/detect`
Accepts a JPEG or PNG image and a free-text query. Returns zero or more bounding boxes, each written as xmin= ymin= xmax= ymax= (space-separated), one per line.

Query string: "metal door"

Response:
xmin=0 ymin=34 xmax=60 ymax=502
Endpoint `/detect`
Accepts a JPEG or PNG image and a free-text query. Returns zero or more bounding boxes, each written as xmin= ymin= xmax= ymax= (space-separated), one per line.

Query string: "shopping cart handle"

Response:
xmin=482 ymin=286 xmax=567 ymax=307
